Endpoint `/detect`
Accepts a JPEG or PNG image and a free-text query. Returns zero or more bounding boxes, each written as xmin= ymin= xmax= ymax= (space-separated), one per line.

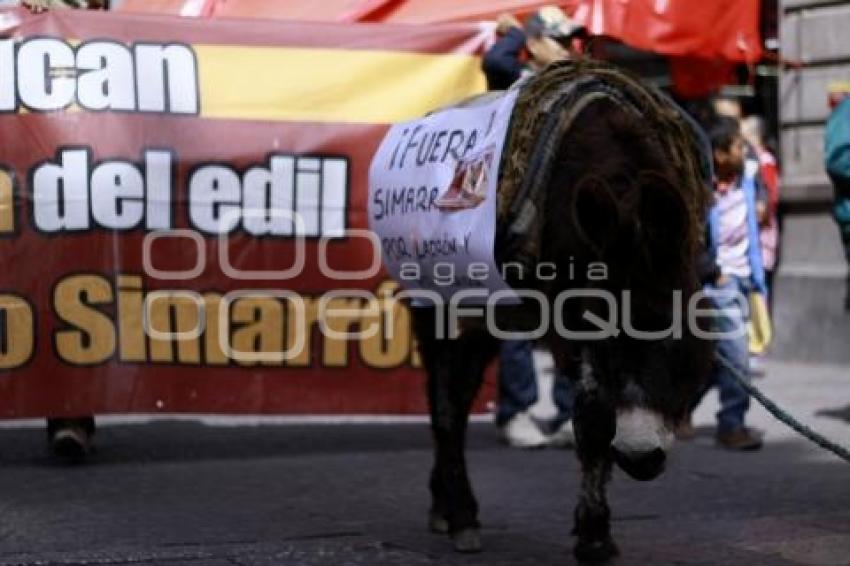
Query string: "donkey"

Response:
xmin=409 ymin=62 xmax=714 ymax=563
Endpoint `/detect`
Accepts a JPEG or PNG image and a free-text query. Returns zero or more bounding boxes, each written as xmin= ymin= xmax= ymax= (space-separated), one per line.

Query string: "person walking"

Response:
xmin=825 ymin=82 xmax=850 ymax=311
xmin=690 ymin=116 xmax=767 ymax=450
xmin=482 ymin=6 xmax=586 ymax=448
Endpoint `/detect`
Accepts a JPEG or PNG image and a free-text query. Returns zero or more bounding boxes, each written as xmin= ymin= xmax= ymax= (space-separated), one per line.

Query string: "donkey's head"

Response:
xmin=543 ymin=93 xmax=713 ymax=481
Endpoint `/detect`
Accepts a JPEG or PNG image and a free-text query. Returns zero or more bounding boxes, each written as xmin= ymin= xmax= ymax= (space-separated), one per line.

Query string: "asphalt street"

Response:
xmin=0 ymin=359 xmax=847 ymax=566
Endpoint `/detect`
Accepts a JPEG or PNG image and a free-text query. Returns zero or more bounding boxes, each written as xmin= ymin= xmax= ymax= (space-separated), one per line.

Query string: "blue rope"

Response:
xmin=715 ymin=353 xmax=850 ymax=464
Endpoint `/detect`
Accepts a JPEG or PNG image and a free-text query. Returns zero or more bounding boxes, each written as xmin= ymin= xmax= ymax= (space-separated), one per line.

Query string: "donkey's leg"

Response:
xmin=412 ymin=308 xmax=497 ymax=553
xmin=571 ymin=384 xmax=619 ymax=563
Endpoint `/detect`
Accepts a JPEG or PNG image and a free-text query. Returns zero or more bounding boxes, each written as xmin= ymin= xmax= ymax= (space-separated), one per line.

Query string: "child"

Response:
xmin=694 ymin=116 xmax=768 ymax=450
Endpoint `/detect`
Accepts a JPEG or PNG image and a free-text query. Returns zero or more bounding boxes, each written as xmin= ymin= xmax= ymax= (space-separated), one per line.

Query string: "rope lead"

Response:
xmin=715 ymin=353 xmax=850 ymax=464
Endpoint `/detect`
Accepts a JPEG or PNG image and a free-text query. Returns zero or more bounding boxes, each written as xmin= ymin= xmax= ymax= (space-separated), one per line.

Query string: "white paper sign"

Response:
xmin=368 ymin=90 xmax=519 ymax=304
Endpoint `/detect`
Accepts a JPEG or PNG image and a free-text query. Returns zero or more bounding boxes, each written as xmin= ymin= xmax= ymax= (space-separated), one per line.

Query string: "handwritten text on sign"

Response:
xmin=368 ymin=91 xmax=519 ymax=303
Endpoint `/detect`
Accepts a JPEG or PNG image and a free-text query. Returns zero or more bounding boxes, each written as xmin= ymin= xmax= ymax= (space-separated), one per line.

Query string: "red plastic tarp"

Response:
xmin=118 ymin=0 xmax=579 ymax=23
xmin=572 ymin=0 xmax=762 ymax=63
xmin=213 ymin=0 xmax=393 ymax=22
xmin=119 ymin=0 xmax=761 ymax=65
xmin=359 ymin=0 xmax=579 ymax=24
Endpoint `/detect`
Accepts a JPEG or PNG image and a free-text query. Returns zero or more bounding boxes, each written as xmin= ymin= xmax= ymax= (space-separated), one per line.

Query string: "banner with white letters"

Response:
xmin=0 ymin=7 xmax=497 ymax=418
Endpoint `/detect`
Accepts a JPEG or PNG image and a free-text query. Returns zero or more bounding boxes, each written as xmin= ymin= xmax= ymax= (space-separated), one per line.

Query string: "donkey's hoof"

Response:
xmin=452 ymin=528 xmax=482 ymax=553
xmin=428 ymin=511 xmax=449 ymax=534
xmin=574 ymin=537 xmax=619 ymax=564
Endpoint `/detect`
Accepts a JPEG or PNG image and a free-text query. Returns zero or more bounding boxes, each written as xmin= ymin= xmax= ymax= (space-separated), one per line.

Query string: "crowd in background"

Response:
xmin=4 ymin=1 xmax=847 ymax=462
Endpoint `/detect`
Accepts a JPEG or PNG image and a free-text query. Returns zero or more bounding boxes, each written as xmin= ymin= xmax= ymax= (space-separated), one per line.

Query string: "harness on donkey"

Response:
xmin=494 ymin=60 xmax=712 ymax=291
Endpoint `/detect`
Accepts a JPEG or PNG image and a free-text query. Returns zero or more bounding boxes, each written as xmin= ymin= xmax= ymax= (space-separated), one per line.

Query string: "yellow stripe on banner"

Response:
xmin=195 ymin=45 xmax=487 ymax=124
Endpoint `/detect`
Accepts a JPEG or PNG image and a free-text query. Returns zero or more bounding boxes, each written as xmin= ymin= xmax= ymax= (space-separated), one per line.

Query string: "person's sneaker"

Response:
xmin=50 ymin=424 xmax=92 ymax=462
xmin=716 ymin=427 xmax=764 ymax=451
xmin=500 ymin=412 xmax=548 ymax=449
xmin=547 ymin=420 xmax=575 ymax=448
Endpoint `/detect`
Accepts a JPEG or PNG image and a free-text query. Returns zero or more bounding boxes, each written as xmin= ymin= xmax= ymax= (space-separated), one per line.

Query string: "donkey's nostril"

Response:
xmin=612 ymin=447 xmax=666 ymax=481
xmin=643 ymin=447 xmax=666 ymax=471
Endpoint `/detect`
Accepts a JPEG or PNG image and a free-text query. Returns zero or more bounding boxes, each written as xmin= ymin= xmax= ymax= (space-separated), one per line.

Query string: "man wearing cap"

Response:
xmin=825 ymin=82 xmax=850 ymax=311
xmin=483 ymin=6 xmax=587 ymax=91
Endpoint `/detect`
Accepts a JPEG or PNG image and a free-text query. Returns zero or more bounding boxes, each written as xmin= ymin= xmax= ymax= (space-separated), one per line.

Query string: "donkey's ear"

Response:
xmin=569 ymin=174 xmax=621 ymax=256
xmin=636 ymin=171 xmax=690 ymax=271
xmin=636 ymin=172 xmax=689 ymax=240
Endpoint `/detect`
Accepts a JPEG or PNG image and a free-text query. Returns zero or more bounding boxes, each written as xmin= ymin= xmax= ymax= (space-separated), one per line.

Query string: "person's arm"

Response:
xmin=747 ymin=160 xmax=770 ymax=225
xmin=482 ymin=27 xmax=527 ymax=91
xmin=759 ymin=155 xmax=780 ymax=217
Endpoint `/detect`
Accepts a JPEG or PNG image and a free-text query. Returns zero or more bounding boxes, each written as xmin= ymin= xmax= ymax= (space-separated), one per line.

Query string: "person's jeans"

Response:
xmin=497 ymin=340 xmax=574 ymax=427
xmin=692 ymin=276 xmax=752 ymax=434
xmin=841 ymin=222 xmax=850 ymax=305
xmin=832 ymin=199 xmax=850 ymax=305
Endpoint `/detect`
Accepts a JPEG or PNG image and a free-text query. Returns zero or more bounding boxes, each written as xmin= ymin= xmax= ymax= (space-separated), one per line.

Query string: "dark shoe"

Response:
xmin=675 ymin=417 xmax=696 ymax=441
xmin=716 ymin=427 xmax=763 ymax=451
xmin=49 ymin=423 xmax=92 ymax=462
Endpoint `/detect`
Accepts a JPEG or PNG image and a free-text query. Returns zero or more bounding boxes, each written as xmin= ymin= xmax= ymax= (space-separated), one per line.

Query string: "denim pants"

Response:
xmin=840 ymin=220 xmax=850 ymax=298
xmin=832 ymin=198 xmax=850 ymax=299
xmin=692 ymin=276 xmax=752 ymax=433
xmin=497 ymin=339 xmax=574 ymax=427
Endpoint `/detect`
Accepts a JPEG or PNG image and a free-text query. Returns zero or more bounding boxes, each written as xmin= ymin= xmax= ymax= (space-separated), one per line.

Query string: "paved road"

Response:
xmin=0 ymin=359 xmax=847 ymax=565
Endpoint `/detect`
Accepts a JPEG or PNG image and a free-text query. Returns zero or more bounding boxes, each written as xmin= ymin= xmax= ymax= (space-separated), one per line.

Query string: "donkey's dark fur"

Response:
xmin=411 ymin=74 xmax=712 ymax=563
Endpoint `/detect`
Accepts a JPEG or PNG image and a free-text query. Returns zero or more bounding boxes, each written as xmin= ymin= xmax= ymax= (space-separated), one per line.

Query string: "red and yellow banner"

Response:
xmin=0 ymin=8 xmax=493 ymax=418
